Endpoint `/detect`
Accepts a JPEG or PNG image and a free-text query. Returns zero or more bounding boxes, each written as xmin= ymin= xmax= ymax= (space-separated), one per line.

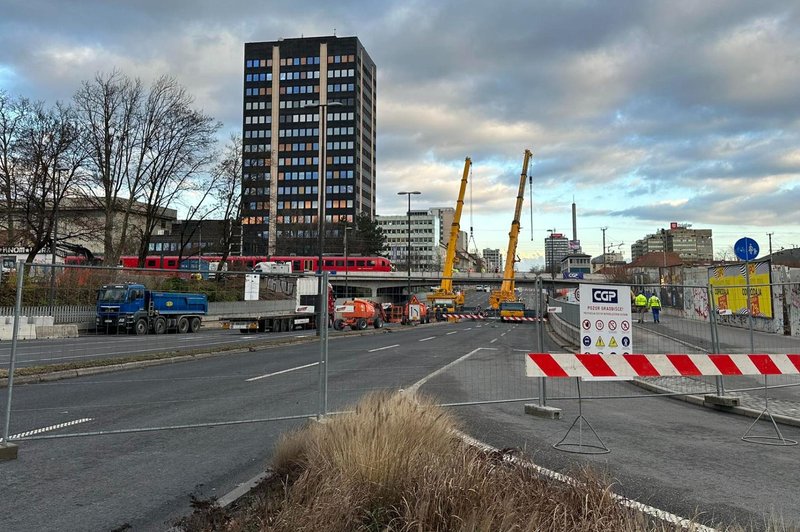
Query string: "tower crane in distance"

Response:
xmin=426 ymin=157 xmax=471 ymax=317
xmin=489 ymin=149 xmax=532 ymax=319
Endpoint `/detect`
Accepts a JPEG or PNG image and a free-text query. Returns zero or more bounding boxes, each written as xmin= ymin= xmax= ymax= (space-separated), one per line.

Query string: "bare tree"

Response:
xmin=0 ymin=92 xmax=32 ymax=245
xmin=133 ymin=76 xmax=220 ymax=265
xmin=208 ymin=134 xmax=242 ymax=273
xmin=10 ymin=100 xmax=87 ymax=262
xmin=73 ymin=70 xmax=144 ymax=265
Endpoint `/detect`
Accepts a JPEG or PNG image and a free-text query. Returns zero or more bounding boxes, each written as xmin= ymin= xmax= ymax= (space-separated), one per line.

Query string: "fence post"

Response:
xmin=317 ymin=271 xmax=329 ymax=420
xmin=537 ymin=276 xmax=546 ymax=407
xmin=3 ymin=262 xmax=26 ymax=448
xmin=707 ymin=282 xmax=724 ymax=396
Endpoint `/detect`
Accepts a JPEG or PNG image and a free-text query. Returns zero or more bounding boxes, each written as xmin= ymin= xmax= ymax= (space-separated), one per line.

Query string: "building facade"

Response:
xmin=544 ymin=233 xmax=570 ymax=274
xmin=241 ymin=36 xmax=377 ymax=255
xmin=376 ymin=210 xmax=441 ymax=271
xmin=482 ymin=248 xmax=502 ymax=273
xmin=631 ymin=223 xmax=713 ymax=262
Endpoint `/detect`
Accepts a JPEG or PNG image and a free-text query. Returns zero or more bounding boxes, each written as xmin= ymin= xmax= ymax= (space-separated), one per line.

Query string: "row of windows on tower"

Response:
xmin=244 ymin=127 xmax=356 ymax=139
xmin=244 ymin=112 xmax=355 ymax=125
xmin=243 ymin=84 xmax=354 ymax=96
xmin=245 ymin=69 xmax=356 ymax=82
xmin=244 ymin=55 xmax=356 ymax=69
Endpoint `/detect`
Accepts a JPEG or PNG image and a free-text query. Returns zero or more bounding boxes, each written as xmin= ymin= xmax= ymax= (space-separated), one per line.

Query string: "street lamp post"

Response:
xmin=344 ymin=226 xmax=353 ymax=299
xmin=301 ymin=100 xmax=343 ymax=335
xmin=49 ymin=167 xmax=67 ymax=307
xmin=547 ymin=228 xmax=557 ymax=280
xmin=398 ymin=191 xmax=421 ymax=303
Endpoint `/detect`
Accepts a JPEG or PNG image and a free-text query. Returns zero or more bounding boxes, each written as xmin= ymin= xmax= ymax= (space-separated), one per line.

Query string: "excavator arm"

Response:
xmin=489 ymin=149 xmax=532 ymax=309
xmin=427 ymin=157 xmax=471 ymax=308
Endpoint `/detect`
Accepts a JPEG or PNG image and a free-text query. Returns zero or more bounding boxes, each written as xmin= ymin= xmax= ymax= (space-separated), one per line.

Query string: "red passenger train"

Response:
xmin=70 ymin=254 xmax=393 ymax=273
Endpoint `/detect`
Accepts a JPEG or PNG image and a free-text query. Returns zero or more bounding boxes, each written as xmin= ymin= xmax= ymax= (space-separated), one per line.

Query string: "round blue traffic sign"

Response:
xmin=582 ymin=335 xmax=591 ymax=347
xmin=734 ymin=237 xmax=759 ymax=261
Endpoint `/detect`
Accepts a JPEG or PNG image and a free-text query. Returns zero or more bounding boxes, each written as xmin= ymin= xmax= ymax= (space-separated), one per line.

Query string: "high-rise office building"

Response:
xmin=544 ymin=232 xmax=570 ymax=274
xmin=241 ymin=36 xmax=377 ymax=255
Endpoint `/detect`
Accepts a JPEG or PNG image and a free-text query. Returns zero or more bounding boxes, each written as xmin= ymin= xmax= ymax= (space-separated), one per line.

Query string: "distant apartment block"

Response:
xmin=482 ymin=248 xmax=502 ymax=272
xmin=376 ymin=210 xmax=441 ymax=271
xmin=544 ymin=232 xmax=570 ymax=274
xmin=631 ymin=223 xmax=713 ymax=262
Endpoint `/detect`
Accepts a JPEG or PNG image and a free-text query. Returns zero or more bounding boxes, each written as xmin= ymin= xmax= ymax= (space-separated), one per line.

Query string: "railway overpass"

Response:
xmin=327 ymin=270 xmax=607 ymax=300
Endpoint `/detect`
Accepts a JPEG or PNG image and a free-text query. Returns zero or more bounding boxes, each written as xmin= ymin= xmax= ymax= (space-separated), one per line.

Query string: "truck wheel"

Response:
xmin=154 ymin=317 xmax=167 ymax=335
xmin=373 ymin=317 xmax=383 ymax=329
xmin=190 ymin=317 xmax=201 ymax=333
xmin=177 ymin=317 xmax=190 ymax=334
xmin=135 ymin=318 xmax=148 ymax=335
xmin=356 ymin=318 xmax=367 ymax=330
xmin=333 ymin=319 xmax=345 ymax=331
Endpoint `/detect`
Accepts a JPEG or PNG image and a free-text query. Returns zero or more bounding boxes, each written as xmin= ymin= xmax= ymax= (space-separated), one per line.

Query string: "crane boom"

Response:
xmin=489 ymin=149 xmax=532 ymax=309
xmin=427 ymin=157 xmax=471 ymax=309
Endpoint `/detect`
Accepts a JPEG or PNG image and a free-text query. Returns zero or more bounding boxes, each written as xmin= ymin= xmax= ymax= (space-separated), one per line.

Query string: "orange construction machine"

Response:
xmin=333 ymin=298 xmax=386 ymax=330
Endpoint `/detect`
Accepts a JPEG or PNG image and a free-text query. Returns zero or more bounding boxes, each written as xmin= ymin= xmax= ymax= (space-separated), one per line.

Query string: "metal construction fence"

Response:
xmin=1 ymin=263 xmax=799 ymax=451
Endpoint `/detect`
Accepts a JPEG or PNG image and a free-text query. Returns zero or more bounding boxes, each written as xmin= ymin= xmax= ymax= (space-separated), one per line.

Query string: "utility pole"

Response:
xmin=767 ymin=232 xmax=774 ymax=258
xmin=601 ymin=226 xmax=607 ymax=268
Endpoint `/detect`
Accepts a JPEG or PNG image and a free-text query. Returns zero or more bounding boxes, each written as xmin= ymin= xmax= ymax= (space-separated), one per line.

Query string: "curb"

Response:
xmin=0 ymin=322 xmax=440 ymax=388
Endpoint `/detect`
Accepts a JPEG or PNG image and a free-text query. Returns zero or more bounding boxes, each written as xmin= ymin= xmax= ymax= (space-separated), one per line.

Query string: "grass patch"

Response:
xmin=176 ymin=391 xmax=745 ymax=531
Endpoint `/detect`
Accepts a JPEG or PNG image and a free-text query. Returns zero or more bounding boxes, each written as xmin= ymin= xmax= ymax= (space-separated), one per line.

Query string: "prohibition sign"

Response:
xmin=582 ymin=319 xmax=591 ymax=330
xmin=608 ymin=319 xmax=617 ymax=331
xmin=621 ymin=320 xmax=630 ymax=332
xmin=595 ymin=320 xmax=604 ymax=330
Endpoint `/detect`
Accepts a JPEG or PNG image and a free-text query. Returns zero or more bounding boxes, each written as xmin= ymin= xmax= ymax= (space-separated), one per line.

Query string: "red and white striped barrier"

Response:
xmin=442 ymin=313 xmax=487 ymax=320
xmin=502 ymin=316 xmax=547 ymax=322
xmin=526 ymin=353 xmax=800 ymax=378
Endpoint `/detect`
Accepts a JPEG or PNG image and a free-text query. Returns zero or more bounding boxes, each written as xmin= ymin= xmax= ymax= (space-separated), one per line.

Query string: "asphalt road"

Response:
xmin=2 ymin=294 xmax=798 ymax=530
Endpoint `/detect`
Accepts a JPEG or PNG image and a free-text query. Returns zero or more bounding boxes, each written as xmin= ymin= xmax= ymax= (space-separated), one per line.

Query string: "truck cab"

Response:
xmin=498 ymin=301 xmax=526 ymax=321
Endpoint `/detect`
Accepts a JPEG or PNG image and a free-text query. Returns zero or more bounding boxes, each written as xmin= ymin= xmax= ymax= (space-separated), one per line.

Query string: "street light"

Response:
xmin=547 ymin=228 xmax=557 ymax=280
xmin=398 ymin=191 xmax=421 ymax=303
xmin=344 ymin=226 xmax=353 ymax=299
xmin=49 ymin=167 xmax=68 ymax=307
xmin=301 ymin=100 xmax=344 ymax=334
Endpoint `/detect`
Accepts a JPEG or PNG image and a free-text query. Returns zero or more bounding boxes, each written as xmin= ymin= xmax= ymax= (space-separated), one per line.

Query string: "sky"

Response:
xmin=2 ymin=0 xmax=799 ymax=269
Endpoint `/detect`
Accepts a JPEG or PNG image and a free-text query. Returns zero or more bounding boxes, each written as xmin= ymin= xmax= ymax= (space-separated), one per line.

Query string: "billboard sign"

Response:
xmin=708 ymin=261 xmax=772 ymax=318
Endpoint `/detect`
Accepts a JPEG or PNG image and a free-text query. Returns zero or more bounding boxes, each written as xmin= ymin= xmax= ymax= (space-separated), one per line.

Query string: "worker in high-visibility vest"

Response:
xmin=634 ymin=291 xmax=648 ymax=323
xmin=648 ymin=293 xmax=662 ymax=323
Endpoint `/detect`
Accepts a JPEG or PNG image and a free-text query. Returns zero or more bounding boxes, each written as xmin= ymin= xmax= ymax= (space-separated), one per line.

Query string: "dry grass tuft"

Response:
xmin=179 ymin=391 xmax=767 ymax=531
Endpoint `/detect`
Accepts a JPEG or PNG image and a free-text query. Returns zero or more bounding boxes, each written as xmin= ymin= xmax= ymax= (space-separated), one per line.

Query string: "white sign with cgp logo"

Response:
xmin=579 ymin=284 xmax=633 ymax=365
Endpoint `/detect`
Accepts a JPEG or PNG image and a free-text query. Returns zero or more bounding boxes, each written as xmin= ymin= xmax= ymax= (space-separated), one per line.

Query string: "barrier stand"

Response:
xmin=552 ymin=378 xmax=610 ymax=455
xmin=741 ymin=375 xmax=798 ymax=446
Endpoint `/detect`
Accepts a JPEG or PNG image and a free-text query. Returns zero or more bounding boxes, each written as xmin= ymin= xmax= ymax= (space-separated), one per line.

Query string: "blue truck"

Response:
xmin=96 ymin=283 xmax=208 ymax=335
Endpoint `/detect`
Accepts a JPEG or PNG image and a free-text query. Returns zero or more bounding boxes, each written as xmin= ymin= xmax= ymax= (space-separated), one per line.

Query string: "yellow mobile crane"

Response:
xmin=489 ymin=149 xmax=532 ymax=319
xmin=427 ymin=157 xmax=471 ymax=317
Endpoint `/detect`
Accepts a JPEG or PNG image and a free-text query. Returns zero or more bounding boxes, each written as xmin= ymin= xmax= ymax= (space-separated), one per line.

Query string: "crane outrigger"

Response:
xmin=427 ymin=157 xmax=471 ymax=316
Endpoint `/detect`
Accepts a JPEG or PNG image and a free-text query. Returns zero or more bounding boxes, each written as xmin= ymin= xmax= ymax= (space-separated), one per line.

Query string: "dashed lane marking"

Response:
xmin=368 ymin=344 xmax=400 ymax=353
xmin=406 ymin=348 xmax=498 ymax=394
xmin=446 ymin=331 xmax=458 ymax=335
xmin=5 ymin=418 xmax=93 ymax=441
xmin=419 ymin=337 xmax=436 ymax=342
xmin=490 ymin=338 xmax=498 ymax=344
xmin=246 ymin=362 xmax=319 ymax=382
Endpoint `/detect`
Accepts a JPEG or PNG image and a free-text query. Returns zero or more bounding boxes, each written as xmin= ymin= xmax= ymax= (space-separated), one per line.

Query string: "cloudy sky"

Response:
xmin=2 ymin=0 xmax=799 ymax=267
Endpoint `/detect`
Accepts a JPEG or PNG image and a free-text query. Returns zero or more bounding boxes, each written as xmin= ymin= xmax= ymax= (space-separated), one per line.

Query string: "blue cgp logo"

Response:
xmin=591 ymin=288 xmax=618 ymax=304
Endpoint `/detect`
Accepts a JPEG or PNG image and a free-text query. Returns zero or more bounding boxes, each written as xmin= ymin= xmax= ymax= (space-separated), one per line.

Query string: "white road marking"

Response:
xmin=419 ymin=337 xmax=436 ymax=342
xmin=465 ymin=327 xmax=472 ymax=331
xmin=489 ymin=338 xmax=498 ymax=344
xmin=368 ymin=344 xmax=400 ymax=353
xmin=446 ymin=331 xmax=458 ymax=335
xmin=406 ymin=348 xmax=497 ymax=393
xmin=5 ymin=418 xmax=93 ymax=441
xmin=246 ymin=362 xmax=319 ymax=382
